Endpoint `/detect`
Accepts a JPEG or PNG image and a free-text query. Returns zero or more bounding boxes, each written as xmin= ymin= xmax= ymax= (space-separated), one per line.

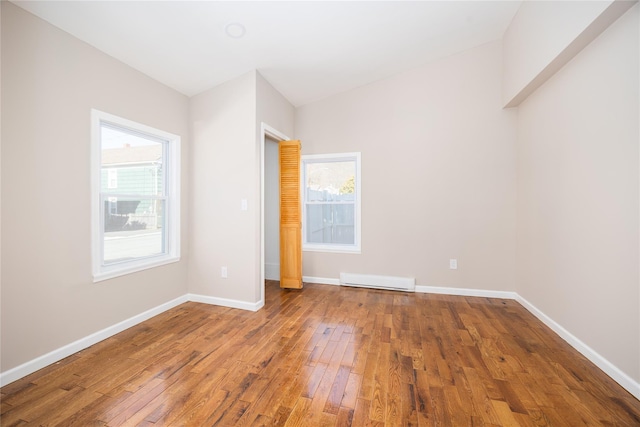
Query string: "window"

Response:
xmin=107 ymin=168 xmax=118 ymax=189
xmin=302 ymin=152 xmax=361 ymax=253
xmin=108 ymin=197 xmax=118 ymax=215
xmin=91 ymin=109 xmax=180 ymax=282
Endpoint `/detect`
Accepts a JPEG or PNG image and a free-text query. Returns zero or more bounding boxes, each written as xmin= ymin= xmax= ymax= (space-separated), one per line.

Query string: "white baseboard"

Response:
xmin=265 ymin=263 xmax=280 ymax=281
xmin=2 ymin=284 xmax=638 ymax=400
xmin=303 ymin=276 xmax=340 ymax=285
xmin=188 ymin=293 xmax=263 ymax=312
xmin=0 ymin=294 xmax=189 ymax=387
xmin=415 ymin=285 xmax=518 ymax=300
xmin=415 ymin=284 xmax=639 ymax=400
xmin=515 ymin=295 xmax=640 ymax=400
xmin=0 ymin=293 xmax=264 ymax=387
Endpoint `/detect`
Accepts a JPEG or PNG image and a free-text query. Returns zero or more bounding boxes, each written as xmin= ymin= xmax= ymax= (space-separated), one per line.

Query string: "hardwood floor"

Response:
xmin=2 ymin=281 xmax=639 ymax=426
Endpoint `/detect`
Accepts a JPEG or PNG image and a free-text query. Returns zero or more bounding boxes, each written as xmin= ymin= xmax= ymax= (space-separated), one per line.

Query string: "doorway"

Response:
xmin=260 ymin=123 xmax=291 ymax=305
xmin=264 ymin=136 xmax=280 ymax=282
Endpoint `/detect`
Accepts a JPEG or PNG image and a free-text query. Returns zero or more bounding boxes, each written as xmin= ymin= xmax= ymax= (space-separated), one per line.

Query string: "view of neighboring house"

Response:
xmin=101 ymin=143 xmax=165 ymax=263
xmin=101 ymin=143 xmax=163 ymax=229
xmin=1 ymin=0 xmax=638 ymax=410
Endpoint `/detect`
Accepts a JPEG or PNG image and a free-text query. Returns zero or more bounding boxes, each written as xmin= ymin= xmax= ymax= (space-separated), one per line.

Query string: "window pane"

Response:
xmin=305 ymin=161 xmax=355 ymax=202
xmin=93 ymin=110 xmax=180 ymax=281
xmin=103 ymin=198 xmax=165 ymax=264
xmin=306 ymin=203 xmax=355 ymax=245
xmin=100 ymin=123 xmax=167 ymax=265
xmin=101 ymin=125 xmax=164 ymax=194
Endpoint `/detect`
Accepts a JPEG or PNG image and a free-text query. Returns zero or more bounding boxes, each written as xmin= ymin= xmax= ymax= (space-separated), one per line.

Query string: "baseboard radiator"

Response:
xmin=339 ymin=273 xmax=416 ymax=292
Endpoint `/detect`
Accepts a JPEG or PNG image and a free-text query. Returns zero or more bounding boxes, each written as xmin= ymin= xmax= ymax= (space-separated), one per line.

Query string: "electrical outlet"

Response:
xmin=449 ymin=259 xmax=458 ymax=270
xmin=221 ymin=266 xmax=228 ymax=278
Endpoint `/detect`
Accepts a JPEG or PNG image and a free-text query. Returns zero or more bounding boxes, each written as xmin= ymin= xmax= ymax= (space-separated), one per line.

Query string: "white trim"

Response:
xmin=515 ymin=294 xmax=640 ymax=400
xmin=303 ymin=246 xmax=362 ymax=254
xmin=301 ymin=152 xmax=362 ymax=254
xmin=303 ymin=276 xmax=341 ymax=286
xmin=0 ymin=295 xmax=188 ymax=387
xmin=2 ymin=286 xmax=637 ymax=400
xmin=91 ymin=110 xmax=102 ymax=278
xmin=307 ymin=280 xmax=640 ymax=399
xmin=91 ymin=109 xmax=181 ymax=282
xmin=188 ymin=293 xmax=264 ymax=312
xmin=0 ymin=292 xmax=263 ymax=387
xmin=415 ymin=285 xmax=518 ymax=300
xmin=103 ymin=161 xmax=162 ymax=167
xmin=259 ymin=122 xmax=291 ymax=309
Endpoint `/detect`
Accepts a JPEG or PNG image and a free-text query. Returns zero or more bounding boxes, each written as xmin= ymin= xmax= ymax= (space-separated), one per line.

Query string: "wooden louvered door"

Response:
xmin=279 ymin=140 xmax=303 ymax=289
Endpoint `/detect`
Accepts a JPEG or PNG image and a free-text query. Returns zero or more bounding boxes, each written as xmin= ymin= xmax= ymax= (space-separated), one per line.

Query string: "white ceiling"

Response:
xmin=12 ymin=1 xmax=522 ymax=107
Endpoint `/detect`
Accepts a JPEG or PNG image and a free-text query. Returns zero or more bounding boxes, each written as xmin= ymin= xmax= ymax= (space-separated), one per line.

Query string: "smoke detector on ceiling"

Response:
xmin=224 ymin=22 xmax=246 ymax=39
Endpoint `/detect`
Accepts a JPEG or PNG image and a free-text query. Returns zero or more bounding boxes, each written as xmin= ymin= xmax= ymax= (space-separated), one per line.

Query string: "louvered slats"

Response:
xmin=279 ymin=146 xmax=299 ymax=224
xmin=279 ymin=140 xmax=302 ymax=289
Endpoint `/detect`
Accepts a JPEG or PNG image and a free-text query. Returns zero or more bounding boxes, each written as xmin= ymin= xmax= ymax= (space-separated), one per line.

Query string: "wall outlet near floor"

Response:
xmin=449 ymin=259 xmax=458 ymax=270
xmin=221 ymin=266 xmax=228 ymax=278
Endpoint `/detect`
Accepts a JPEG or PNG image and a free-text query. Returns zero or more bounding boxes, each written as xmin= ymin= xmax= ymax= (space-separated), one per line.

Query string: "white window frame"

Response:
xmin=302 ymin=152 xmax=361 ymax=254
xmin=91 ymin=109 xmax=181 ymax=282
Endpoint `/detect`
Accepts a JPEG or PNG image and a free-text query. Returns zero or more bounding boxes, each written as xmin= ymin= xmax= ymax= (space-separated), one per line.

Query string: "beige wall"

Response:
xmin=2 ymin=0 xmax=637 ymax=395
xmin=256 ymin=72 xmax=295 ymax=143
xmin=502 ymin=0 xmax=612 ymax=106
xmin=256 ymin=72 xmax=295 ymax=294
xmin=188 ymin=71 xmax=257 ymax=303
xmin=295 ymin=41 xmax=518 ymax=291
xmin=1 ymin=2 xmax=190 ymax=371
xmin=516 ymin=4 xmax=639 ymax=382
xmin=188 ymin=70 xmax=294 ymax=304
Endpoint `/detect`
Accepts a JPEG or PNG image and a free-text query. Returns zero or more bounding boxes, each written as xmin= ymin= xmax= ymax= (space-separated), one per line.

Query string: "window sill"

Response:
xmin=93 ymin=255 xmax=180 ymax=283
xmin=303 ymin=246 xmax=361 ymax=254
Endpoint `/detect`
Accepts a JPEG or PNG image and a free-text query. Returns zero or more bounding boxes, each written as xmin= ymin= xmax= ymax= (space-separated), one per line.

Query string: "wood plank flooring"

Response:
xmin=2 ymin=281 xmax=639 ymax=426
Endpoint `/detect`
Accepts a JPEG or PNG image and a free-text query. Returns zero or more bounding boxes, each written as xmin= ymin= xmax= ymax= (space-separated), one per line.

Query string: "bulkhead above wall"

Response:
xmin=502 ymin=0 xmax=637 ymax=108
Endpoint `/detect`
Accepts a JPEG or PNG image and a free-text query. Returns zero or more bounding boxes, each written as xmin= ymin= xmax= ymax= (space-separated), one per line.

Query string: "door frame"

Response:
xmin=260 ymin=122 xmax=291 ymax=306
